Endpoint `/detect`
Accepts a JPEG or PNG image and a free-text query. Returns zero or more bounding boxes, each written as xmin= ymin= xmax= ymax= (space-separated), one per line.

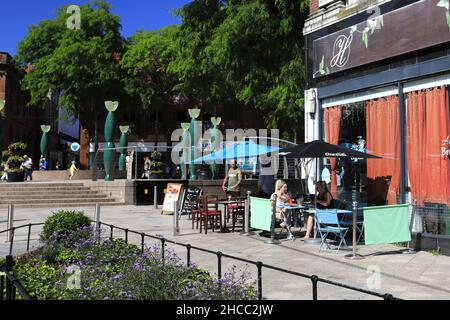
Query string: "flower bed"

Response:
xmin=13 ymin=212 xmax=257 ymax=300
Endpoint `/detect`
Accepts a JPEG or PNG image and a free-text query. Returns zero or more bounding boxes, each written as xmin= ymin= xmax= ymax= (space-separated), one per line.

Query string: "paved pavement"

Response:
xmin=1 ymin=205 xmax=450 ymax=300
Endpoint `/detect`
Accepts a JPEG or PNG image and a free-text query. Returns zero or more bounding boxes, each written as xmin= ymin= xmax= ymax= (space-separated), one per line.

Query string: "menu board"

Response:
xmin=179 ymin=187 xmax=202 ymax=216
xmin=161 ymin=183 xmax=184 ymax=214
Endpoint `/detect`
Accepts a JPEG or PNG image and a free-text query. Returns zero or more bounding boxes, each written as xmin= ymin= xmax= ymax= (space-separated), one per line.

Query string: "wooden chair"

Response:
xmin=231 ymin=200 xmax=246 ymax=232
xmin=199 ymin=195 xmax=222 ymax=234
xmin=188 ymin=194 xmax=202 ymax=230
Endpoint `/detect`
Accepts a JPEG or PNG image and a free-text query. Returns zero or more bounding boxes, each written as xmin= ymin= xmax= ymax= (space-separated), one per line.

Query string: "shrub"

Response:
xmin=8 ymin=142 xmax=27 ymax=156
xmin=6 ymin=155 xmax=24 ymax=173
xmin=42 ymin=211 xmax=92 ymax=240
xmin=14 ymin=258 xmax=65 ymax=300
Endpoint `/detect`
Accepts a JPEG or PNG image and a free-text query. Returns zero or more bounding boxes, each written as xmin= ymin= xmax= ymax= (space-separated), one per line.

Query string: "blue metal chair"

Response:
xmin=315 ymin=209 xmax=349 ymax=253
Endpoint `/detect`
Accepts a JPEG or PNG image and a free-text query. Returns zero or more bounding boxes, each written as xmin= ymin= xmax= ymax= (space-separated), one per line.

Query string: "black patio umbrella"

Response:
xmin=275 ymin=140 xmax=382 ymax=244
xmin=278 ymin=140 xmax=382 ymax=159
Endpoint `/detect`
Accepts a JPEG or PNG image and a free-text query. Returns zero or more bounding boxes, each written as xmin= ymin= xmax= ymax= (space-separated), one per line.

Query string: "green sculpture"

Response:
xmin=40 ymin=125 xmax=51 ymax=157
xmin=118 ymin=126 xmax=129 ymax=171
xmin=104 ymin=101 xmax=119 ymax=181
xmin=180 ymin=123 xmax=190 ymax=180
xmin=188 ymin=108 xmax=200 ymax=180
xmin=210 ymin=117 xmax=221 ymax=180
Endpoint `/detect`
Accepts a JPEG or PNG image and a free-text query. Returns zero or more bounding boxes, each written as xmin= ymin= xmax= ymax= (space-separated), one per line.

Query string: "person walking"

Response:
xmin=22 ymin=155 xmax=33 ymax=181
xmin=1 ymin=160 xmax=8 ymax=181
xmin=69 ymin=161 xmax=78 ymax=180
xmin=39 ymin=155 xmax=48 ymax=171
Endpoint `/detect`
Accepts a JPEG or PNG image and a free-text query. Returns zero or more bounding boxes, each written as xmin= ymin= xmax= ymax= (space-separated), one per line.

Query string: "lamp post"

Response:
xmin=118 ymin=126 xmax=129 ymax=171
xmin=210 ymin=117 xmax=221 ymax=180
xmin=104 ymin=101 xmax=119 ymax=181
xmin=0 ymin=100 xmax=4 ymax=147
xmin=181 ymin=123 xmax=190 ymax=180
xmin=40 ymin=125 xmax=51 ymax=158
xmin=188 ymin=108 xmax=200 ymax=180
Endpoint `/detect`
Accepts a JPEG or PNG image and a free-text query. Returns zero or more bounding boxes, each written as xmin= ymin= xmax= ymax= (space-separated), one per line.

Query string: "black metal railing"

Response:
xmin=0 ymin=256 xmax=33 ymax=300
xmin=1 ymin=222 xmax=401 ymax=300
xmin=98 ymin=222 xmax=400 ymax=300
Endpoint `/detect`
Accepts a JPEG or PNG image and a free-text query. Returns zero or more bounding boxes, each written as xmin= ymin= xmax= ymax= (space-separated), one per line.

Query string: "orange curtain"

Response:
xmin=421 ymin=87 xmax=450 ymax=205
xmin=366 ymin=96 xmax=400 ymax=205
xmin=406 ymin=91 xmax=427 ymax=205
xmin=325 ymin=107 xmax=342 ymax=196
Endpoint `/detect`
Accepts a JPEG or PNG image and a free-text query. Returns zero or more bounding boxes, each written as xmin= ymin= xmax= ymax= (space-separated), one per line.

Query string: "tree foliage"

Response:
xmin=170 ymin=0 xmax=309 ymax=140
xmin=120 ymin=26 xmax=179 ymax=110
xmin=16 ymin=1 xmax=125 ymax=118
xmin=16 ymin=0 xmax=309 ymax=141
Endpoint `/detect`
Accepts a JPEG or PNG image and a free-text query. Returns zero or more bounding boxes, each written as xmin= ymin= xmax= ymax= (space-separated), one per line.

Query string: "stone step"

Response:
xmin=0 ymin=182 xmax=85 ymax=188
xmin=0 ymin=186 xmax=94 ymax=192
xmin=0 ymin=197 xmax=116 ymax=205
xmin=0 ymin=190 xmax=101 ymax=196
xmin=0 ymin=193 xmax=107 ymax=200
xmin=0 ymin=202 xmax=124 ymax=208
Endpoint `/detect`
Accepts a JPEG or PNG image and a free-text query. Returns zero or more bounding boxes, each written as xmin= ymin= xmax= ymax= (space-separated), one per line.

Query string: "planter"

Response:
xmin=7 ymin=171 xmax=25 ymax=182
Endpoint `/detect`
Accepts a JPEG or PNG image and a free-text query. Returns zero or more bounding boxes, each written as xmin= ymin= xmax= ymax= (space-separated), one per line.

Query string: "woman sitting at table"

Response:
xmin=270 ymin=179 xmax=294 ymax=240
xmin=300 ymin=181 xmax=333 ymax=241
xmin=316 ymin=181 xmax=334 ymax=209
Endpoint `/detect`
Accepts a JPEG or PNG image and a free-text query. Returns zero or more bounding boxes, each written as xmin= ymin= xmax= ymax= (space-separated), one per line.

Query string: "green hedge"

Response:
xmin=42 ymin=211 xmax=92 ymax=240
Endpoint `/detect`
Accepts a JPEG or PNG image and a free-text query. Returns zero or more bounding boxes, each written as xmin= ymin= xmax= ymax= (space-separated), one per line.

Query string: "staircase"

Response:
xmin=0 ymin=182 xmax=118 ymax=208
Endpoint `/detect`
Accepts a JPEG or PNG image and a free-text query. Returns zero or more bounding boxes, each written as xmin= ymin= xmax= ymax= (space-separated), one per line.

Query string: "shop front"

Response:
xmin=304 ymin=0 xmax=450 ymax=243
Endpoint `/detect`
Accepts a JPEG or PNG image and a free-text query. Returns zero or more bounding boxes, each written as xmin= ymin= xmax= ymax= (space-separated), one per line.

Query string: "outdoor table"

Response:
xmin=208 ymin=199 xmax=245 ymax=233
xmin=277 ymin=204 xmax=305 ymax=228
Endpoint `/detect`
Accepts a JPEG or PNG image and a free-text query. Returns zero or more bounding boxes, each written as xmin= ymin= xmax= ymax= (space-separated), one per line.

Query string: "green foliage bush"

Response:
xmin=42 ymin=211 xmax=92 ymax=240
xmin=14 ymin=258 xmax=63 ymax=300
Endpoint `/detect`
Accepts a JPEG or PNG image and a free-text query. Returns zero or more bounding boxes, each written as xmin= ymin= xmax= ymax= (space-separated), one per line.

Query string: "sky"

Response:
xmin=0 ymin=0 xmax=192 ymax=56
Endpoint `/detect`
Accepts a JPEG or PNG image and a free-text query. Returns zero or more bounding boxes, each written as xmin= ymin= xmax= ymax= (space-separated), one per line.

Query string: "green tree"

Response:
xmin=171 ymin=0 xmax=309 ymax=141
xmin=16 ymin=1 xmax=126 ymax=154
xmin=120 ymin=26 xmax=179 ymax=110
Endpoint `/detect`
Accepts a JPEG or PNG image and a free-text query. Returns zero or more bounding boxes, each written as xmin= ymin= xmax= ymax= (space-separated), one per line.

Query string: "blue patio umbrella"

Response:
xmin=190 ymin=140 xmax=280 ymax=164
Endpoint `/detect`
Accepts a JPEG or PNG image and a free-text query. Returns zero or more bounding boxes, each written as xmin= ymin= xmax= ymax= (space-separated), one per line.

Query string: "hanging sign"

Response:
xmin=70 ymin=142 xmax=80 ymax=152
xmin=161 ymin=183 xmax=184 ymax=214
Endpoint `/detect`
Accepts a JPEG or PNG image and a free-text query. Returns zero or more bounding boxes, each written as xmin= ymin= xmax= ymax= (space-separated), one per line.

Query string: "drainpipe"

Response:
xmin=398 ymin=82 xmax=407 ymax=204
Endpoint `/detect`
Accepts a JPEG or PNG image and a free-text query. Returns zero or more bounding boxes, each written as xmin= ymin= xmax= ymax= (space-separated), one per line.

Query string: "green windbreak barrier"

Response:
xmin=250 ymin=197 xmax=272 ymax=232
xmin=363 ymin=204 xmax=411 ymax=245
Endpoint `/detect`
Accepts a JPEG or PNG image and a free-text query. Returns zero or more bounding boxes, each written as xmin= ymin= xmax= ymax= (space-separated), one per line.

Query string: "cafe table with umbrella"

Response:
xmin=190 ymin=139 xmax=280 ymax=232
xmin=277 ymin=140 xmax=382 ymax=246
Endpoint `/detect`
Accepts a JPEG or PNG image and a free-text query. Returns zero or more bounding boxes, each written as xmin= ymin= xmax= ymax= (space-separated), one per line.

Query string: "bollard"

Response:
xmin=95 ymin=203 xmax=101 ymax=238
xmin=243 ymin=191 xmax=253 ymax=236
xmin=7 ymin=204 xmax=14 ymax=243
xmin=154 ymin=185 xmax=158 ymax=209
xmin=345 ymin=201 xmax=364 ymax=260
xmin=173 ymin=200 xmax=180 ymax=236
xmin=265 ymin=194 xmax=280 ymax=244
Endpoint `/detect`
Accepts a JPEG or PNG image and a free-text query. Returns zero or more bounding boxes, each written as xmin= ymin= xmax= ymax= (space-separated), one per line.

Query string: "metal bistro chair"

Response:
xmin=315 ymin=209 xmax=349 ymax=254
